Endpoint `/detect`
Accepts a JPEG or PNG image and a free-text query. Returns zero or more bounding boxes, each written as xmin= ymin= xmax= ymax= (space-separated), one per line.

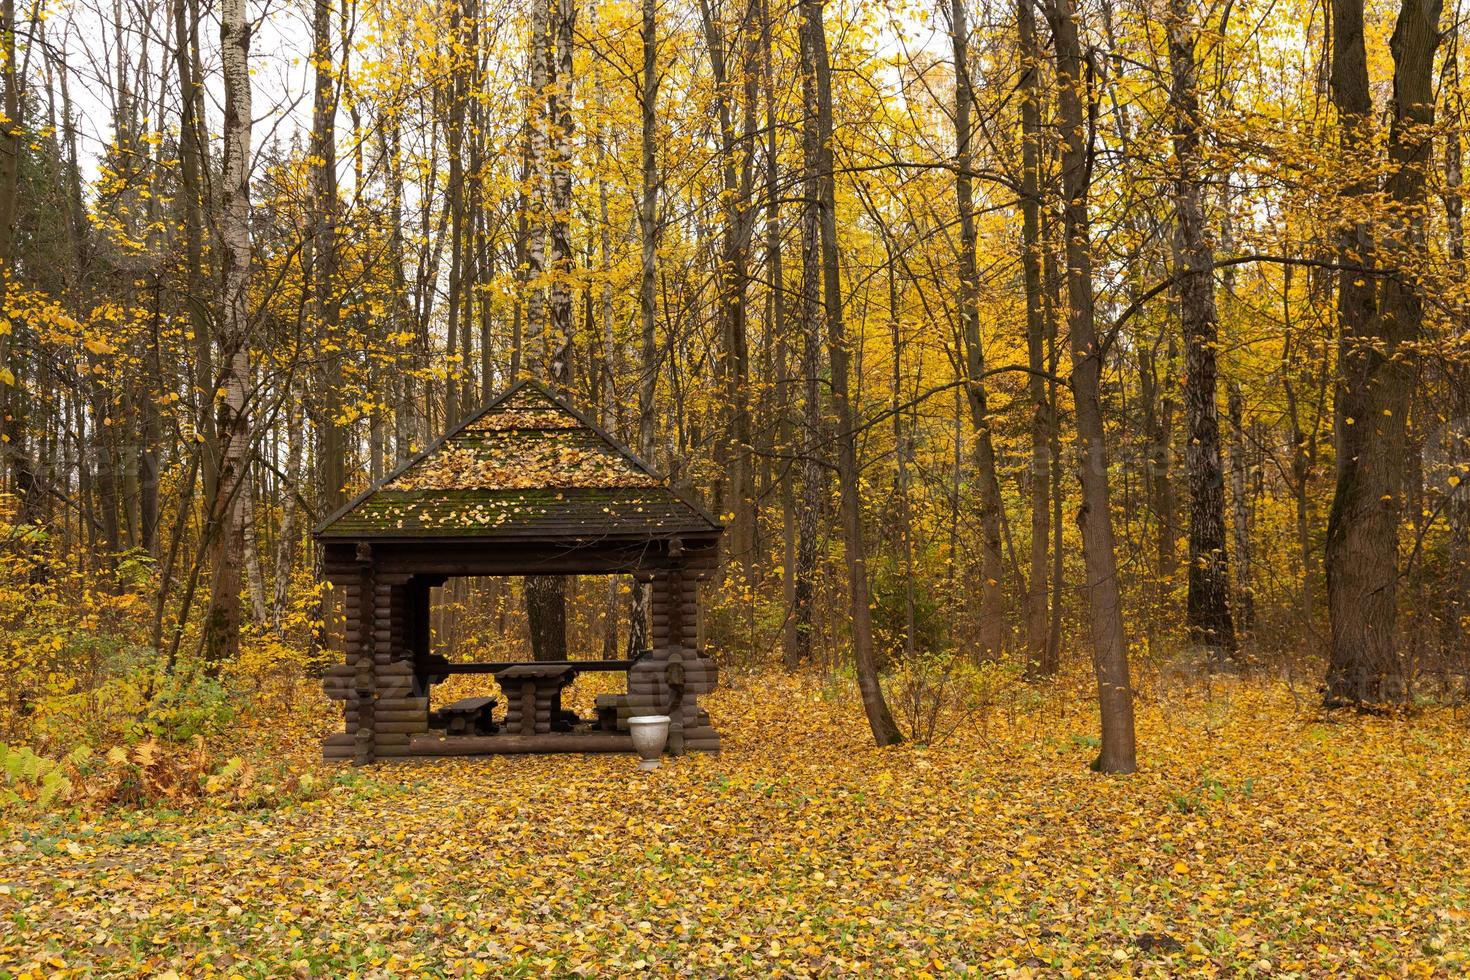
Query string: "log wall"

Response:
xmin=627 ymin=564 xmax=721 ymax=754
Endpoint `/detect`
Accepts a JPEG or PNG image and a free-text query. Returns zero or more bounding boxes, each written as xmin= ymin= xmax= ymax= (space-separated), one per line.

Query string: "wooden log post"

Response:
xmin=408 ymin=578 xmax=433 ymax=697
xmin=631 ymin=556 xmax=711 ymax=755
xmin=354 ymin=542 xmax=377 ymax=765
xmin=375 ymin=577 xmax=420 ymax=757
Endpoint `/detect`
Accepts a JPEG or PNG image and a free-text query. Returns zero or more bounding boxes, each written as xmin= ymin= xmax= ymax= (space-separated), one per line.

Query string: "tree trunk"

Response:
xmin=801 ymin=0 xmax=902 ymax=745
xmin=880 ymin=229 xmax=917 ymax=661
xmin=312 ymin=0 xmax=344 ymax=511
xmin=1228 ymin=381 xmax=1255 ymax=633
xmin=1045 ymin=0 xmax=1137 ymax=773
xmin=173 ymin=0 xmax=215 ymax=500
xmin=0 ymin=0 xmax=18 ymax=269
xmin=526 ymin=574 xmax=569 ymax=661
xmin=385 ymin=112 xmax=417 ymax=461
xmin=1324 ymin=0 xmax=1440 ymax=706
xmin=949 ymin=0 xmax=1008 ymax=661
xmin=790 ymin=0 xmax=825 ymax=672
xmin=444 ymin=0 xmax=466 ymax=427
xmin=243 ymin=467 xmax=268 ymax=623
xmin=761 ymin=0 xmax=799 ymax=670
xmin=625 ymin=0 xmax=660 ymax=660
xmin=0 ymin=0 xmax=22 ymax=511
xmin=697 ymin=0 xmax=758 ymax=579
xmin=272 ymin=387 xmax=303 ymax=631
xmin=202 ymin=0 xmax=253 ymax=671
xmin=1168 ymin=0 xmax=1237 ymax=667
xmin=547 ymin=0 xmax=575 ymax=384
xmin=1018 ymin=0 xmax=1053 ymax=677
xmin=1280 ymin=266 xmax=1319 ymax=629
xmin=524 ymin=0 xmax=575 ymax=659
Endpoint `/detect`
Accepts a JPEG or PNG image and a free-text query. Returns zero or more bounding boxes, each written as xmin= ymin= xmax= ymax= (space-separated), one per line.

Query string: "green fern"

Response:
xmin=0 ymin=743 xmax=74 ymax=811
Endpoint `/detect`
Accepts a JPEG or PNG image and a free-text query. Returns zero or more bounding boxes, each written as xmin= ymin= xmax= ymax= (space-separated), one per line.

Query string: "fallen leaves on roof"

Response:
xmin=388 ymin=437 xmax=658 ymax=492
xmin=467 ymin=408 xmax=582 ymax=431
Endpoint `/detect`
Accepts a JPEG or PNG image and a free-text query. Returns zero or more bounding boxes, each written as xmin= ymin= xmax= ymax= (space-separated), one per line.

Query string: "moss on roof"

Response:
xmin=315 ymin=381 xmax=719 ymax=540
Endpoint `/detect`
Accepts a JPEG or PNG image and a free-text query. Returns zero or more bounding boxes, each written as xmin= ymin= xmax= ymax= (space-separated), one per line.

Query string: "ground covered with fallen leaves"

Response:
xmin=3 ymin=672 xmax=1469 ymax=977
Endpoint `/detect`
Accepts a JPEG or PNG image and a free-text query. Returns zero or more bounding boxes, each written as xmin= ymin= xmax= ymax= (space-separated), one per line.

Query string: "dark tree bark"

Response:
xmin=1228 ymin=381 xmax=1255 ymax=633
xmin=173 ymin=0 xmax=215 ymax=499
xmin=1168 ymin=0 xmax=1237 ymax=667
xmin=1045 ymin=0 xmax=1137 ymax=773
xmin=636 ymin=0 xmax=659 ymax=460
xmin=1324 ymin=0 xmax=1440 ymax=706
xmin=443 ymin=0 xmax=467 ymax=427
xmin=1018 ymin=0 xmax=1054 ymax=677
xmin=789 ymin=0 xmax=824 ymax=671
xmin=547 ymin=0 xmax=575 ymax=384
xmin=1138 ymin=334 xmax=1179 ymax=594
xmin=0 ymin=0 xmax=19 ymax=416
xmin=759 ymin=0 xmax=798 ymax=671
xmin=0 ymin=0 xmax=16 ymax=248
xmin=1280 ymin=265 xmax=1323 ymax=629
xmin=312 ymin=0 xmax=345 ymax=511
xmin=800 ymin=0 xmax=902 ymax=745
xmin=949 ymin=0 xmax=1008 ymax=661
xmin=526 ymin=575 xmax=569 ymax=661
xmin=697 ymin=0 xmax=759 ymax=577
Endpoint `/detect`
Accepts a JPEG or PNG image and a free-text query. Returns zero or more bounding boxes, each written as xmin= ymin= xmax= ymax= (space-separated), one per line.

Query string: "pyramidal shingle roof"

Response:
xmin=315 ymin=381 xmax=721 ymax=540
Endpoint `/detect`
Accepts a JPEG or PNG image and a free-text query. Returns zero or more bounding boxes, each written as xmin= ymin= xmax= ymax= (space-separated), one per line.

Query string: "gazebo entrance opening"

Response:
xmin=422 ymin=574 xmax=646 ymax=669
xmin=414 ymin=573 xmax=680 ymax=739
xmin=314 ymin=381 xmax=723 ymax=764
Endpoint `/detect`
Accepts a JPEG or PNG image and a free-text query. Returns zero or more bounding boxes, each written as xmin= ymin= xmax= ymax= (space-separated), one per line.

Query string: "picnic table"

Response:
xmin=418 ymin=654 xmax=649 ymax=736
xmin=498 ymin=664 xmax=580 ymax=735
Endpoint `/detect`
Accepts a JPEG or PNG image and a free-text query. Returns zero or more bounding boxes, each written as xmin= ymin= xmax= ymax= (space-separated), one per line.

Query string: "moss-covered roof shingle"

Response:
xmin=315 ymin=381 xmax=720 ymax=540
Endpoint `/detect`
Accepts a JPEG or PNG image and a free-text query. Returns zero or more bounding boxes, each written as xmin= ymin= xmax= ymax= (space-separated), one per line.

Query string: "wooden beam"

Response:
xmin=409 ymin=734 xmax=636 ymax=755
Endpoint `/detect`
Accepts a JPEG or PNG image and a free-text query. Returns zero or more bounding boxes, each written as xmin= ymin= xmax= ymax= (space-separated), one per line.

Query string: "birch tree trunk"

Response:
xmin=203 ymin=0 xmax=253 ymax=670
xmin=172 ymin=0 xmax=215 ymax=499
xmin=627 ymin=0 xmax=660 ymax=658
xmin=525 ymin=0 xmax=575 ymax=660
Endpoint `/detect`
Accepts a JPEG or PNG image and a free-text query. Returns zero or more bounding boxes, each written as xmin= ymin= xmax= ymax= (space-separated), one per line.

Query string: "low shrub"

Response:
xmin=1 ymin=736 xmax=332 ymax=814
xmin=888 ymin=652 xmax=1025 ymax=745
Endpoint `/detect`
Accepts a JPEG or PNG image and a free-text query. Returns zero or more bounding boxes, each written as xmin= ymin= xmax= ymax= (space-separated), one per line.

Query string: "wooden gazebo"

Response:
xmin=313 ymin=381 xmax=723 ymax=764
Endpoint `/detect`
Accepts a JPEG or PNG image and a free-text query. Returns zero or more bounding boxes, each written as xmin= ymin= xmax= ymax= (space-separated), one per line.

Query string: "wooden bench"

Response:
xmin=429 ymin=696 xmax=499 ymax=736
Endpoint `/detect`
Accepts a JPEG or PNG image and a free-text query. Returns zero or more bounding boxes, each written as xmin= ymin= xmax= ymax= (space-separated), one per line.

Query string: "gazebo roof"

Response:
xmin=314 ymin=380 xmax=721 ymax=542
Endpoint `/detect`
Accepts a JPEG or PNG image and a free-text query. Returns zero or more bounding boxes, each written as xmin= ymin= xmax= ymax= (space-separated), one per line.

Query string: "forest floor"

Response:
xmin=2 ymin=669 xmax=1469 ymax=977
